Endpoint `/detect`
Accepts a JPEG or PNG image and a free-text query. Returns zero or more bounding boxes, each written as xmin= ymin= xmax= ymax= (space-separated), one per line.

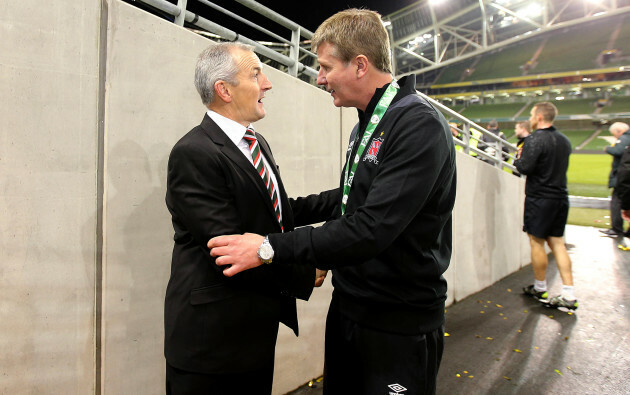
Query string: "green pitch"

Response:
xmin=567 ymin=153 xmax=612 ymax=198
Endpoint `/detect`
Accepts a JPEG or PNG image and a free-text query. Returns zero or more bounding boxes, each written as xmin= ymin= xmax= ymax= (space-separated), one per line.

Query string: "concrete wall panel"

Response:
xmin=450 ymin=153 xmax=529 ymax=302
xmin=0 ymin=0 xmax=101 ymax=393
xmin=101 ymin=1 xmax=208 ymax=393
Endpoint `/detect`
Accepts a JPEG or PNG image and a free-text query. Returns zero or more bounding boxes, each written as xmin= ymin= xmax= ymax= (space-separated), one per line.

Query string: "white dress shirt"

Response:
xmin=207 ymin=110 xmax=283 ymax=216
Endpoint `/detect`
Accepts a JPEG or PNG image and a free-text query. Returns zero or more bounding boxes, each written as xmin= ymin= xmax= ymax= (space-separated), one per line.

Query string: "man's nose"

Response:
xmin=316 ymin=70 xmax=326 ymax=87
xmin=261 ymin=73 xmax=272 ymax=90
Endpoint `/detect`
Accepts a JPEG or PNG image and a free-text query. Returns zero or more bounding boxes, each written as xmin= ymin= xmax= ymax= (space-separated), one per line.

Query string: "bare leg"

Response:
xmin=528 ymin=234 xmax=548 ymax=281
xmin=546 ymin=236 xmax=574 ymax=286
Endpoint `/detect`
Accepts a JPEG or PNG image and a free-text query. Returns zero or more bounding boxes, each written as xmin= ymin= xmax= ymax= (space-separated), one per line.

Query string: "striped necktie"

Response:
xmin=243 ymin=128 xmax=283 ymax=231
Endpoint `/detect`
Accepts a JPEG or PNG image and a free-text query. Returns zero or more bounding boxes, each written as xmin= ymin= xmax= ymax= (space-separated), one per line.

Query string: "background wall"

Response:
xmin=0 ymin=1 xmax=101 ymax=393
xmin=449 ymin=154 xmax=530 ymax=305
xmin=0 ymin=1 xmax=529 ymax=394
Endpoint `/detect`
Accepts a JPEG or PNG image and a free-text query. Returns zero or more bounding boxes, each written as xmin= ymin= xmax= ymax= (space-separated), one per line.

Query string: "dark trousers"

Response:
xmin=611 ymin=189 xmax=626 ymax=234
xmin=323 ymin=300 xmax=444 ymax=395
xmin=166 ymin=362 xmax=273 ymax=395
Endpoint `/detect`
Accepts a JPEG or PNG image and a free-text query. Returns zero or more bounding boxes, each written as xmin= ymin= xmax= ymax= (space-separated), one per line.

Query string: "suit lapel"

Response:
xmin=200 ymin=115 xmax=286 ymax=230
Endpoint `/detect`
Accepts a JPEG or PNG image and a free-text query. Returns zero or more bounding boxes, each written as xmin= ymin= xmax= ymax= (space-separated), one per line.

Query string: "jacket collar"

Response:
xmin=357 ymin=74 xmax=417 ymax=132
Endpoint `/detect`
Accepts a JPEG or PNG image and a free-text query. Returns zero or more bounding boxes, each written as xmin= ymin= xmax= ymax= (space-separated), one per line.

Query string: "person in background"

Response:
xmin=450 ymin=122 xmax=482 ymax=157
xmin=450 ymin=122 xmax=464 ymax=152
xmin=208 ymin=8 xmax=456 ymax=394
xmin=514 ymin=120 xmax=531 ymax=155
xmin=617 ymin=143 xmax=630 ymax=220
xmin=479 ymin=119 xmax=507 ymax=163
xmin=164 ymin=42 xmax=325 ymax=394
xmin=600 ymin=122 xmax=630 ymax=238
xmin=508 ymin=120 xmax=531 ymax=177
xmin=615 ymin=144 xmax=630 ymax=250
xmin=515 ymin=102 xmax=577 ymax=311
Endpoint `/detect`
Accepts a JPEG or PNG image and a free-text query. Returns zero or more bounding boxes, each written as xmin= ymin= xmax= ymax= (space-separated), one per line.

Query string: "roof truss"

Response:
xmin=387 ymin=0 xmax=630 ymax=78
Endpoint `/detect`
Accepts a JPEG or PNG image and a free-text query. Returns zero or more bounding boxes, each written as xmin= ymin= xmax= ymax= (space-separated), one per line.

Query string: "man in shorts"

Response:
xmin=514 ymin=102 xmax=577 ymax=310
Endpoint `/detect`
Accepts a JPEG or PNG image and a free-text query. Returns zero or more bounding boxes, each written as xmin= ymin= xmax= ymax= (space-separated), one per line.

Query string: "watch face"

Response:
xmin=259 ymin=244 xmax=274 ymax=260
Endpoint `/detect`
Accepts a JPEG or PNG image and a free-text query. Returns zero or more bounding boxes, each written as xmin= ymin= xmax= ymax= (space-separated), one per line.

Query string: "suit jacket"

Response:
xmin=164 ymin=114 xmax=316 ymax=374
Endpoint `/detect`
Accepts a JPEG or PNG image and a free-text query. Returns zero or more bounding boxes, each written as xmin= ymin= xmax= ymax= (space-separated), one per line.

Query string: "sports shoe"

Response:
xmin=523 ymin=285 xmax=549 ymax=302
xmin=545 ymin=295 xmax=578 ymax=311
xmin=599 ymin=228 xmax=621 ymax=237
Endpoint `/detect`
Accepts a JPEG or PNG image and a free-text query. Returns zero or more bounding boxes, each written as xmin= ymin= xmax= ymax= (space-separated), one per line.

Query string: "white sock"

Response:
xmin=534 ymin=279 xmax=547 ymax=292
xmin=562 ymin=285 xmax=576 ymax=300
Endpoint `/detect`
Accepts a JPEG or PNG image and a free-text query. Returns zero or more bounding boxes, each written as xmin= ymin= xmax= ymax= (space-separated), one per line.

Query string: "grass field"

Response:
xmin=567 ymin=153 xmax=611 ymax=197
xmin=568 ymin=207 xmax=611 ymax=228
xmin=567 ymin=153 xmax=612 ymax=228
xmin=581 ymin=135 xmax=613 ymax=151
xmin=564 ymin=130 xmax=597 ymax=149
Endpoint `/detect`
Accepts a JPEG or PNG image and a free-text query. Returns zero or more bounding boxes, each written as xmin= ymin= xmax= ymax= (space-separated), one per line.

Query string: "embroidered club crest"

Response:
xmin=364 ymin=137 xmax=383 ymax=164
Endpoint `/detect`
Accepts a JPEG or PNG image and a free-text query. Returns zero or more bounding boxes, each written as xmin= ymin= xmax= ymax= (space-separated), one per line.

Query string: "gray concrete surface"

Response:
xmin=287 ymin=225 xmax=630 ymax=394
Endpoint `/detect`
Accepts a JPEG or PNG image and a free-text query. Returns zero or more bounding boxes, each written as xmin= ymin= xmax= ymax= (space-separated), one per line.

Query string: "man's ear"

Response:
xmin=214 ymin=81 xmax=232 ymax=103
xmin=355 ymin=55 xmax=369 ymax=78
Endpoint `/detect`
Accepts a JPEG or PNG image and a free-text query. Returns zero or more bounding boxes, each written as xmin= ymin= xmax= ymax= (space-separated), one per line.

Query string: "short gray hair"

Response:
xmin=610 ymin=121 xmax=630 ymax=135
xmin=194 ymin=42 xmax=254 ymax=106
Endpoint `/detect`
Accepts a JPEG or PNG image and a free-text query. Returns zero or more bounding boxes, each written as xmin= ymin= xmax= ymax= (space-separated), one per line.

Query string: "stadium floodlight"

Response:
xmin=518 ymin=3 xmax=542 ymax=18
xmin=429 ymin=0 xmax=446 ymax=5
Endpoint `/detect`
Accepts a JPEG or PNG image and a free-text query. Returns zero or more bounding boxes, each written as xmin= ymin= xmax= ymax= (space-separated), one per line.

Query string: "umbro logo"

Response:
xmin=388 ymin=383 xmax=407 ymax=394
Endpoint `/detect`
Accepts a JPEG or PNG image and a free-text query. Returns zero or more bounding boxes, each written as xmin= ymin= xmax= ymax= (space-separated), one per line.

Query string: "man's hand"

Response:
xmin=208 ymin=233 xmax=264 ymax=277
xmin=314 ymin=269 xmax=328 ymax=287
xmin=622 ymin=209 xmax=630 ymax=222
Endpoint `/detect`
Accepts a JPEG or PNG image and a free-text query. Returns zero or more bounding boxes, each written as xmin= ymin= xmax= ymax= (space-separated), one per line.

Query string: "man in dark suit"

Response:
xmin=164 ymin=42 xmax=330 ymax=394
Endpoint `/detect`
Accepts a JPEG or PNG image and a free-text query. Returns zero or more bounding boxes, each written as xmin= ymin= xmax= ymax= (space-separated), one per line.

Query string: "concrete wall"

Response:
xmin=448 ymin=154 xmax=530 ymax=305
xmin=0 ymin=1 xmax=101 ymax=393
xmin=0 ymin=1 xmax=529 ymax=394
xmin=100 ymin=1 xmax=204 ymax=392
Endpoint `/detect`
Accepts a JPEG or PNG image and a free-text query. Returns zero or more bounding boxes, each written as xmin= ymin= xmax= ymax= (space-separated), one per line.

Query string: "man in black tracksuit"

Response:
xmin=515 ymin=102 xmax=577 ymax=310
xmin=208 ymin=9 xmax=456 ymax=395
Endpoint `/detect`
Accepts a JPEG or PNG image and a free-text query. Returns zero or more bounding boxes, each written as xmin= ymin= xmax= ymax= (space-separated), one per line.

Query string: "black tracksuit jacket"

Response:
xmin=514 ymin=126 xmax=571 ymax=199
xmin=270 ymin=75 xmax=457 ymax=335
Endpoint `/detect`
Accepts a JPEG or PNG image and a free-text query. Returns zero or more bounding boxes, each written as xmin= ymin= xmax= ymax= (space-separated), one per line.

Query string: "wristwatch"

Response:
xmin=257 ymin=236 xmax=274 ymax=264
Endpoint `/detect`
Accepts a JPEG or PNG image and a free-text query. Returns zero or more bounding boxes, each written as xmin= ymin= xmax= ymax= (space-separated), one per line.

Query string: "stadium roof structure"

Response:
xmin=387 ymin=0 xmax=630 ymax=84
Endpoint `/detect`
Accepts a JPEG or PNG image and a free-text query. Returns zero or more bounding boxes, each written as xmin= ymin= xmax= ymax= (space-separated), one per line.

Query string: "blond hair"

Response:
xmin=311 ymin=9 xmax=392 ymax=74
xmin=532 ymin=102 xmax=558 ymax=122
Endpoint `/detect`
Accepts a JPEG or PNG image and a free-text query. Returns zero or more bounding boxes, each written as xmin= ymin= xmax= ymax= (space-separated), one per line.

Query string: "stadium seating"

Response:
xmin=534 ymin=18 xmax=614 ymax=74
xmin=464 ymin=39 xmax=543 ymax=81
xmin=460 ymin=102 xmax=527 ymax=119
xmin=434 ymin=15 xmax=626 ymax=85
xmin=600 ymin=95 xmax=630 ymax=114
xmin=431 ymin=13 xmax=629 ymax=152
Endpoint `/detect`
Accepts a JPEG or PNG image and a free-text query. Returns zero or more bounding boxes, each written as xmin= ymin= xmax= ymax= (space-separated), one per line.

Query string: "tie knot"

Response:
xmin=244 ymin=128 xmax=257 ymax=140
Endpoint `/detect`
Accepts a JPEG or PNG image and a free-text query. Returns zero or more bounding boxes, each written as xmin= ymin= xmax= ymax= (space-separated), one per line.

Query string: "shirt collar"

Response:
xmin=207 ymin=110 xmax=251 ymax=146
